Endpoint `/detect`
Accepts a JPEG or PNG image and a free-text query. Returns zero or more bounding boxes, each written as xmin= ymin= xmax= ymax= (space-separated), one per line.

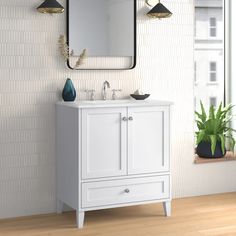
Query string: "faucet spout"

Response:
xmin=102 ymin=81 xmax=110 ymax=100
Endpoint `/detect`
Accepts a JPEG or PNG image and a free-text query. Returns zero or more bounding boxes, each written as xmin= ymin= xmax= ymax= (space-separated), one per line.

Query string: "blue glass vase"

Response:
xmin=62 ymin=78 xmax=76 ymax=102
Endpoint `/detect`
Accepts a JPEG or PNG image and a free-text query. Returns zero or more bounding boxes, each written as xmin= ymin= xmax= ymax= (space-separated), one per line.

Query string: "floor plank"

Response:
xmin=1 ymin=193 xmax=236 ymax=236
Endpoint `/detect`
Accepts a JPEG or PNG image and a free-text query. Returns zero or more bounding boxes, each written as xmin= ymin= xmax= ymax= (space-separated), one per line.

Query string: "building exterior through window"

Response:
xmin=209 ymin=61 xmax=217 ymax=82
xmin=194 ymin=0 xmax=224 ymax=111
xmin=210 ymin=97 xmax=217 ymax=107
xmin=209 ymin=17 xmax=217 ymax=37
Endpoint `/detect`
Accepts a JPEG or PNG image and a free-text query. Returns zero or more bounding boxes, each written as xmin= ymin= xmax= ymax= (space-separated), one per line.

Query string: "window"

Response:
xmin=209 ymin=62 xmax=217 ymax=82
xmin=194 ymin=0 xmax=230 ymax=162
xmin=194 ymin=0 xmax=224 ymax=111
xmin=209 ymin=17 xmax=217 ymax=37
xmin=210 ymin=97 xmax=217 ymax=107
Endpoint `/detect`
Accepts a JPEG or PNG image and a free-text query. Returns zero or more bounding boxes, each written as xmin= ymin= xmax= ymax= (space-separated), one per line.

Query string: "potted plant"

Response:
xmin=195 ymin=102 xmax=235 ymax=158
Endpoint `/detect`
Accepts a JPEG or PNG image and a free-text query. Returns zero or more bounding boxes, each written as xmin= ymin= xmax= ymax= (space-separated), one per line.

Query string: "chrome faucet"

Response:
xmin=102 ymin=81 xmax=110 ymax=100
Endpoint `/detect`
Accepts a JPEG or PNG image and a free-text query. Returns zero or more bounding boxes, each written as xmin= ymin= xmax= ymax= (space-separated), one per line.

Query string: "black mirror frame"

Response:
xmin=66 ymin=0 xmax=137 ymax=70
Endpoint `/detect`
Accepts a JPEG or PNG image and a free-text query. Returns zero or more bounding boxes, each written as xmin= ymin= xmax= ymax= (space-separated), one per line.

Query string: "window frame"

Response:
xmin=225 ymin=0 xmax=231 ymax=105
xmin=194 ymin=61 xmax=198 ymax=84
xmin=209 ymin=61 xmax=217 ymax=82
xmin=193 ymin=0 xmax=232 ymax=162
xmin=209 ymin=17 xmax=217 ymax=37
xmin=209 ymin=97 xmax=217 ymax=107
xmin=194 ymin=0 xmax=228 ymax=107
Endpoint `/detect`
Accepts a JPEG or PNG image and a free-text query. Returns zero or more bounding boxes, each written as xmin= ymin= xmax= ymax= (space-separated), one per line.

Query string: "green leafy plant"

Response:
xmin=195 ymin=101 xmax=235 ymax=155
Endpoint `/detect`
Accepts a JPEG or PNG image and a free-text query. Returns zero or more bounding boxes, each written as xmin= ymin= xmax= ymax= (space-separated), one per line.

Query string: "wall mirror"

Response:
xmin=67 ymin=0 xmax=136 ymax=70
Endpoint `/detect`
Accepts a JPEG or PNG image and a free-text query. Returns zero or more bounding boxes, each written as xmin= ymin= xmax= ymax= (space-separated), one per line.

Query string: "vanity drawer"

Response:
xmin=82 ymin=175 xmax=170 ymax=208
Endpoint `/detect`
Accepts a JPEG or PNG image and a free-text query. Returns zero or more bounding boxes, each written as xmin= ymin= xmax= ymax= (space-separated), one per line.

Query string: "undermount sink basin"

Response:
xmin=57 ymin=99 xmax=173 ymax=109
xmin=81 ymin=99 xmax=134 ymax=104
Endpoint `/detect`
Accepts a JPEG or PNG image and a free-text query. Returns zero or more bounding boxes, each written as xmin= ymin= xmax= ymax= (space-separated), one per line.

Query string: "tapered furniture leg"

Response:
xmin=163 ymin=201 xmax=171 ymax=217
xmin=56 ymin=199 xmax=64 ymax=214
xmin=76 ymin=211 xmax=85 ymax=228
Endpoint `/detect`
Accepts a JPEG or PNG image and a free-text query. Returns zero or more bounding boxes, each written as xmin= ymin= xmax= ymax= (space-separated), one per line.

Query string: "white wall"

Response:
xmin=0 ymin=0 xmax=236 ymax=219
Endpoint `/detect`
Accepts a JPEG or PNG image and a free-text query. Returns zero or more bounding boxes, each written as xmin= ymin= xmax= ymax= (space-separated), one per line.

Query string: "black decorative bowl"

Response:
xmin=130 ymin=94 xmax=150 ymax=100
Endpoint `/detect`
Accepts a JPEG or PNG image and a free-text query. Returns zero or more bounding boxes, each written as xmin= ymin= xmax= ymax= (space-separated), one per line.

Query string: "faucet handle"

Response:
xmin=112 ymin=89 xmax=122 ymax=100
xmin=84 ymin=89 xmax=95 ymax=101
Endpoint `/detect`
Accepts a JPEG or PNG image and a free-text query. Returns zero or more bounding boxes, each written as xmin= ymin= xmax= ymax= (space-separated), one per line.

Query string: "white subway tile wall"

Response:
xmin=0 ymin=0 xmax=236 ymax=219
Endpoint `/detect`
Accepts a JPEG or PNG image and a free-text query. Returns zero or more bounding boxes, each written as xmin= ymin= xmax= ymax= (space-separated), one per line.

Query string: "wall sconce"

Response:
xmin=146 ymin=0 xmax=172 ymax=19
xmin=37 ymin=0 xmax=64 ymax=14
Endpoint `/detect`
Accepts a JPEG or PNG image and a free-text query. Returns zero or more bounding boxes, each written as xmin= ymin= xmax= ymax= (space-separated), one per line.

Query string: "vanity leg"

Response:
xmin=56 ymin=199 xmax=63 ymax=214
xmin=76 ymin=211 xmax=85 ymax=228
xmin=163 ymin=201 xmax=171 ymax=217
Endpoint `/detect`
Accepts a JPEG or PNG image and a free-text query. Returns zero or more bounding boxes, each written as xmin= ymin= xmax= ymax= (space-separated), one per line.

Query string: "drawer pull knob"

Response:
xmin=124 ymin=189 xmax=130 ymax=193
xmin=122 ymin=117 xmax=128 ymax=121
xmin=128 ymin=117 xmax=133 ymax=121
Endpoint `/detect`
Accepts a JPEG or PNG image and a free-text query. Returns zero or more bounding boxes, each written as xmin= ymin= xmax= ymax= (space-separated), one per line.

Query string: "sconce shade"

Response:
xmin=147 ymin=2 xmax=172 ymax=18
xmin=37 ymin=0 xmax=64 ymax=13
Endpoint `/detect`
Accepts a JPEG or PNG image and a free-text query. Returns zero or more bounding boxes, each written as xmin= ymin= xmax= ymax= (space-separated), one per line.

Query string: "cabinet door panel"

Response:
xmin=82 ymin=107 xmax=127 ymax=179
xmin=128 ymin=106 xmax=169 ymax=174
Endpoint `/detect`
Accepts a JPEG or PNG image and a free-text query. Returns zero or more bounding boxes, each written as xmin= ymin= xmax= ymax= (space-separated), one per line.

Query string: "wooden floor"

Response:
xmin=1 ymin=193 xmax=236 ymax=236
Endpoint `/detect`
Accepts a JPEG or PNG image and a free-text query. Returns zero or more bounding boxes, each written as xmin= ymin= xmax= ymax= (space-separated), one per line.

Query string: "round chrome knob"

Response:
xmin=122 ymin=117 xmax=128 ymax=121
xmin=128 ymin=117 xmax=133 ymax=121
xmin=124 ymin=189 xmax=130 ymax=193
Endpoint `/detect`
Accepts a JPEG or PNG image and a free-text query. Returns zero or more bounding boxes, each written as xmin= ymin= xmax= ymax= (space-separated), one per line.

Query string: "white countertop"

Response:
xmin=56 ymin=99 xmax=173 ymax=108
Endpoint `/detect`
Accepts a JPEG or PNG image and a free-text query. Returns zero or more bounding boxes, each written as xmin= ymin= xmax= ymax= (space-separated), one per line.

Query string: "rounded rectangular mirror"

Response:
xmin=67 ymin=0 xmax=136 ymax=70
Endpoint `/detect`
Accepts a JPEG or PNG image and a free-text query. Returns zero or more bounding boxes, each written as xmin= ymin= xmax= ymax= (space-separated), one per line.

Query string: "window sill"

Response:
xmin=206 ymin=82 xmax=219 ymax=85
xmin=194 ymin=151 xmax=236 ymax=164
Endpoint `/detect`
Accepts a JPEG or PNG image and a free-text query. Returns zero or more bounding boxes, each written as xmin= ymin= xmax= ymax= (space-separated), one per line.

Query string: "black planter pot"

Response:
xmin=196 ymin=141 xmax=226 ymax=158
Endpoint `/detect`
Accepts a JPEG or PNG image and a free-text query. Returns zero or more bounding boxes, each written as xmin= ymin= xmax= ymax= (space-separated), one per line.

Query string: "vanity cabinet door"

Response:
xmin=81 ymin=107 xmax=127 ymax=179
xmin=128 ymin=106 xmax=170 ymax=175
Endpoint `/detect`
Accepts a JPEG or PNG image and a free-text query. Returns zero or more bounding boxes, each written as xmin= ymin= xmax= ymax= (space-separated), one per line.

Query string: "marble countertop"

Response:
xmin=56 ymin=99 xmax=173 ymax=108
